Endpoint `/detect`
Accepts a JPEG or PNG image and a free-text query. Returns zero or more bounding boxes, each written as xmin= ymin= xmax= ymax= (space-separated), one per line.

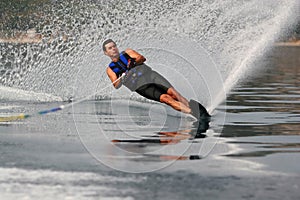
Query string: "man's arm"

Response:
xmin=125 ymin=48 xmax=146 ymax=64
xmin=106 ymin=67 xmax=122 ymax=89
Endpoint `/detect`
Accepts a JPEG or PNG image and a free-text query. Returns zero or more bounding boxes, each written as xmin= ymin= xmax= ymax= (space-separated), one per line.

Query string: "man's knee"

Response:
xmin=167 ymin=87 xmax=179 ymax=98
xmin=167 ymin=87 xmax=175 ymax=95
xmin=160 ymin=94 xmax=173 ymax=103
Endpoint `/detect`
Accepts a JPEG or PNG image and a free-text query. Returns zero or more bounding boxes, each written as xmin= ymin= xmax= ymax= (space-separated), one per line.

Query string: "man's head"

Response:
xmin=102 ymin=39 xmax=119 ymax=60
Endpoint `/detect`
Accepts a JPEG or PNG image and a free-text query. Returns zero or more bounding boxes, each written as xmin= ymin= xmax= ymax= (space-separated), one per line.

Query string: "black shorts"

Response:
xmin=123 ymin=64 xmax=173 ymax=102
xmin=135 ymin=70 xmax=173 ymax=102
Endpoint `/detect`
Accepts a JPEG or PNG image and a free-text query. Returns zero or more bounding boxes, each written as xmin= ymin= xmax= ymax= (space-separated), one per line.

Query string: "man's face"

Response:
xmin=104 ymin=42 xmax=119 ymax=59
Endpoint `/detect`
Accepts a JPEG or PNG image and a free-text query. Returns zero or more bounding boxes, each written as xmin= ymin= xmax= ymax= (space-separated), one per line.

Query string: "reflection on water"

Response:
xmin=226 ymin=140 xmax=300 ymax=157
xmin=220 ymin=46 xmax=300 ymax=160
xmin=110 ymin=120 xmax=209 ymax=161
xmin=84 ymin=99 xmax=211 ymax=163
xmin=221 ymin=46 xmax=300 ymax=136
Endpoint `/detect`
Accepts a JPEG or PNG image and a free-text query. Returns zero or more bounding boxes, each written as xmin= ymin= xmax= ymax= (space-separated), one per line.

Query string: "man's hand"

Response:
xmin=115 ymin=73 xmax=126 ymax=89
xmin=128 ymin=58 xmax=136 ymax=69
xmin=125 ymin=48 xmax=146 ymax=65
xmin=121 ymin=72 xmax=127 ymax=82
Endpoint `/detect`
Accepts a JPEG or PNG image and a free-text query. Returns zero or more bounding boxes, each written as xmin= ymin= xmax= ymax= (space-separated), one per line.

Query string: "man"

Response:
xmin=103 ymin=39 xmax=210 ymax=120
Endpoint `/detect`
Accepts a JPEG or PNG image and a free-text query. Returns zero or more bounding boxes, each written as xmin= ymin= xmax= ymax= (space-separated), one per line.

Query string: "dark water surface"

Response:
xmin=0 ymin=46 xmax=299 ymax=199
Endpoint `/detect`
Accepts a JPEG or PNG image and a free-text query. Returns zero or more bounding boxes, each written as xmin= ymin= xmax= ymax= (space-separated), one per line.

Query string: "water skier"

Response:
xmin=103 ymin=39 xmax=210 ymax=120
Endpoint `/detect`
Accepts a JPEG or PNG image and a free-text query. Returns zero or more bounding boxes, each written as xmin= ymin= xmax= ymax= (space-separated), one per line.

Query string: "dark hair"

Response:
xmin=102 ymin=39 xmax=116 ymax=52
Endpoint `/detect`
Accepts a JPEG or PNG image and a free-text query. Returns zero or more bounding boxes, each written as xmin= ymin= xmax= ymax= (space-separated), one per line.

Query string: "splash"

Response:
xmin=0 ymin=85 xmax=62 ymax=102
xmin=0 ymin=0 xmax=298 ymax=106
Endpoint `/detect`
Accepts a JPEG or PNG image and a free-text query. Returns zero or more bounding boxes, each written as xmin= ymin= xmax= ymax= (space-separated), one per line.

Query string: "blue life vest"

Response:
xmin=108 ymin=51 xmax=151 ymax=91
xmin=108 ymin=51 xmax=131 ymax=78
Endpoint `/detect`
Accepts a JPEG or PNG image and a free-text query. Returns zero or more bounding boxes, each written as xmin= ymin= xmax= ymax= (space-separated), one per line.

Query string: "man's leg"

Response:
xmin=166 ymin=87 xmax=190 ymax=107
xmin=148 ymin=71 xmax=190 ymax=108
xmin=135 ymin=83 xmax=192 ymax=114
xmin=160 ymin=94 xmax=191 ymax=114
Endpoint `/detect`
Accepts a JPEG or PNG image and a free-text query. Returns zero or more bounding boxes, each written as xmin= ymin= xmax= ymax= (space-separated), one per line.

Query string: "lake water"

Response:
xmin=0 ymin=46 xmax=299 ymax=199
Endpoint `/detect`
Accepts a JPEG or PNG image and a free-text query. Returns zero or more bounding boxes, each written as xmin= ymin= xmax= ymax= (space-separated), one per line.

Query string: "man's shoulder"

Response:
xmin=108 ymin=62 xmax=116 ymax=67
xmin=124 ymin=48 xmax=134 ymax=54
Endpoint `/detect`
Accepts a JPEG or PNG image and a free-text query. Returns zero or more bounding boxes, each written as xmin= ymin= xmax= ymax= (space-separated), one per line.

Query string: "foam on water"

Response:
xmin=0 ymin=86 xmax=62 ymax=102
xmin=0 ymin=167 xmax=136 ymax=200
xmin=0 ymin=0 xmax=298 ymax=107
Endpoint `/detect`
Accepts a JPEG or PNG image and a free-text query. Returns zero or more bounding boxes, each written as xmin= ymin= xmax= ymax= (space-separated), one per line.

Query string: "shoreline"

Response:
xmin=275 ymin=39 xmax=300 ymax=47
xmin=0 ymin=33 xmax=299 ymax=46
xmin=0 ymin=29 xmax=42 ymax=44
xmin=0 ymin=29 xmax=68 ymax=44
